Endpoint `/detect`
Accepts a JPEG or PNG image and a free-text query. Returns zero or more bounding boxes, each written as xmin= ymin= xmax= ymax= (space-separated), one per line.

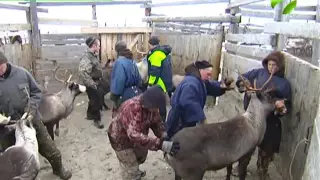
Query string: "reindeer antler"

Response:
xmin=237 ymin=70 xmax=274 ymax=92
xmin=135 ymin=46 xmax=148 ymax=55
xmin=53 ymin=64 xmax=73 ymax=84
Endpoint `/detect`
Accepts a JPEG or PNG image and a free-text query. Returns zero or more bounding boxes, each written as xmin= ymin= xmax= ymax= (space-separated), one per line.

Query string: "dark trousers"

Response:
xmin=0 ymin=116 xmax=66 ymax=174
xmin=86 ymin=86 xmax=103 ymax=121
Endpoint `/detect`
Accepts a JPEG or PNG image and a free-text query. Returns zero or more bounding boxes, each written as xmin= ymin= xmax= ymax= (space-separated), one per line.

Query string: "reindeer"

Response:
xmin=0 ymin=92 xmax=40 ymax=180
xmin=39 ymin=65 xmax=86 ymax=140
xmin=164 ymin=72 xmax=287 ymax=180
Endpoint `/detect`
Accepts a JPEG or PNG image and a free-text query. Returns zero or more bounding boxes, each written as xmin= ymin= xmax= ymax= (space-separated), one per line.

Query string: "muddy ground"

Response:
xmin=37 ymin=95 xmax=282 ymax=180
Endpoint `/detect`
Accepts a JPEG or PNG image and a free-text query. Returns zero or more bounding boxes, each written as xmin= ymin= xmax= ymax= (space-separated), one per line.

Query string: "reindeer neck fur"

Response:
xmin=242 ymin=96 xmax=270 ymax=137
xmin=56 ymin=86 xmax=77 ymax=115
xmin=7 ymin=121 xmax=40 ymax=168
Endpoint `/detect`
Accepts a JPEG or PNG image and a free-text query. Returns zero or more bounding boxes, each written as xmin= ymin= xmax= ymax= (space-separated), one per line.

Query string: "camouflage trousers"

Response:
xmin=115 ymin=147 xmax=148 ymax=180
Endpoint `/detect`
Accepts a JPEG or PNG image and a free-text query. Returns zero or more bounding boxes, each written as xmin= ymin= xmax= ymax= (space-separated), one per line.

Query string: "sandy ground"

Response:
xmin=37 ymin=95 xmax=283 ymax=180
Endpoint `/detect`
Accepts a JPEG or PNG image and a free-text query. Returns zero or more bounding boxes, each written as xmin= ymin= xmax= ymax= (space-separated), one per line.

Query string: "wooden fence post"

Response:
xmin=27 ymin=1 xmax=40 ymax=78
xmin=311 ymin=0 xmax=320 ymax=67
xmin=274 ymin=0 xmax=290 ymax=51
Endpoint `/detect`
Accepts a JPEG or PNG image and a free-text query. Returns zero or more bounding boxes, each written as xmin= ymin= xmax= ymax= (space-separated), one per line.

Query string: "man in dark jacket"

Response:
xmin=165 ymin=60 xmax=234 ymax=138
xmin=146 ymin=36 xmax=173 ymax=121
xmin=234 ymin=51 xmax=292 ymax=179
xmin=0 ymin=52 xmax=72 ymax=180
xmin=79 ymin=37 xmax=104 ymax=129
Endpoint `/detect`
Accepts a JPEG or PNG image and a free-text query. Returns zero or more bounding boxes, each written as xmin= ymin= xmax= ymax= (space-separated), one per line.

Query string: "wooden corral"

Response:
xmin=0 ymin=44 xmax=32 ymax=72
xmin=80 ymin=27 xmax=153 ymax=63
xmin=217 ymin=29 xmax=320 ymax=180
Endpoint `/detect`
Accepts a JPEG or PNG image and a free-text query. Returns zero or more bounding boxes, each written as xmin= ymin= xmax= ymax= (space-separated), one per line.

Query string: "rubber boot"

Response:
xmin=94 ymin=120 xmax=104 ymax=129
xmin=32 ymin=117 xmax=72 ymax=180
xmin=51 ymin=157 xmax=72 ymax=180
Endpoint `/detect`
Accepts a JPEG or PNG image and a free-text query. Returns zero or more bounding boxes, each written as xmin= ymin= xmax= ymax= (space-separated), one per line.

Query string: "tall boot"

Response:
xmin=94 ymin=119 xmax=104 ymax=129
xmin=32 ymin=118 xmax=72 ymax=180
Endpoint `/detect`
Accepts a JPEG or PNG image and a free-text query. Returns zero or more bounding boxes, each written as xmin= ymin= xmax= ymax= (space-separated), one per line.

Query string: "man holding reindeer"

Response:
xmin=0 ymin=51 xmax=72 ymax=179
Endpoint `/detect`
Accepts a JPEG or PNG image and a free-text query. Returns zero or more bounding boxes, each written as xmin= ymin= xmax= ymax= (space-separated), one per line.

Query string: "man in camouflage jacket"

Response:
xmin=0 ymin=51 xmax=72 ymax=180
xmin=78 ymin=37 xmax=104 ymax=129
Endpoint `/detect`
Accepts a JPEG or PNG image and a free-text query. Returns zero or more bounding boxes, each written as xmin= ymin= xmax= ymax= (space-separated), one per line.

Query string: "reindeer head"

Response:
xmin=53 ymin=65 xmax=86 ymax=95
xmin=237 ymin=71 xmax=287 ymax=115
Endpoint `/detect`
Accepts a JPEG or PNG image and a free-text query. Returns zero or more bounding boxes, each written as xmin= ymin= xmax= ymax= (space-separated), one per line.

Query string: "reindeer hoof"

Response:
xmin=54 ymin=129 xmax=60 ymax=137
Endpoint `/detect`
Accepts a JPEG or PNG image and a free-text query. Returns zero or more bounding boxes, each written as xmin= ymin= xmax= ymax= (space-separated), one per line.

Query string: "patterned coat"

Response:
xmin=78 ymin=50 xmax=102 ymax=89
xmin=107 ymin=95 xmax=165 ymax=151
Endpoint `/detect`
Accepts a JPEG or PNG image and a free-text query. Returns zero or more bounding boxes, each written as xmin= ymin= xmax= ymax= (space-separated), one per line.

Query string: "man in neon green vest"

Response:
xmin=146 ymin=36 xmax=173 ymax=121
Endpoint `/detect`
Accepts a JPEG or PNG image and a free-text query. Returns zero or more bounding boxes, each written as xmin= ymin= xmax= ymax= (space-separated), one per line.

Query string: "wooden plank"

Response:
xmin=0 ymin=3 xmax=48 ymax=13
xmin=41 ymin=40 xmax=85 ymax=45
xmin=36 ymin=59 xmax=80 ymax=71
xmin=141 ymin=0 xmax=228 ymax=8
xmin=225 ymin=33 xmax=275 ymax=45
xmin=112 ymin=34 xmax=117 ymax=59
xmin=227 ymin=0 xmax=266 ymax=9
xmin=100 ymin=34 xmax=108 ymax=63
xmin=311 ymin=0 xmax=320 ymax=66
xmin=106 ymin=34 xmax=113 ymax=60
xmin=240 ymin=9 xmax=316 ymax=20
xmin=142 ymin=15 xmax=241 ymax=23
xmin=225 ymin=42 xmax=273 ymax=60
xmin=238 ymin=25 xmax=264 ymax=33
xmin=27 ymin=1 xmax=150 ymax=6
xmin=0 ymin=24 xmax=31 ymax=31
xmin=264 ymin=22 xmax=320 ymax=40
xmin=41 ymin=33 xmax=91 ymax=40
xmin=81 ymin=27 xmax=152 ymax=34
xmin=38 ymin=17 xmax=98 ymax=26
xmin=41 ymin=45 xmax=86 ymax=59
xmin=242 ymin=4 xmax=316 ymax=11
xmin=128 ymin=34 xmax=140 ymax=50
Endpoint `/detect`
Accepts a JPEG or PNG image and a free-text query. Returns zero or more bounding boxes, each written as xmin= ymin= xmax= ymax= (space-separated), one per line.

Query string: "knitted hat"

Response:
xmin=141 ymin=85 xmax=166 ymax=109
xmin=148 ymin=36 xmax=160 ymax=46
xmin=0 ymin=51 xmax=8 ymax=64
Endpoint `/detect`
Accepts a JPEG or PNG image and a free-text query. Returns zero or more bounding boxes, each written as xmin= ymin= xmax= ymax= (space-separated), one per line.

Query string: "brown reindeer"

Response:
xmin=164 ymin=72 xmax=287 ymax=180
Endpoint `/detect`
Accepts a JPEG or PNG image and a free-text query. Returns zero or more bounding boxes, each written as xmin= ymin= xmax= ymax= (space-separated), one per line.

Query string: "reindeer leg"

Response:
xmin=238 ymin=149 xmax=255 ymax=180
xmin=54 ymin=121 xmax=60 ymax=137
xmin=226 ymin=164 xmax=232 ymax=180
xmin=174 ymin=172 xmax=182 ymax=180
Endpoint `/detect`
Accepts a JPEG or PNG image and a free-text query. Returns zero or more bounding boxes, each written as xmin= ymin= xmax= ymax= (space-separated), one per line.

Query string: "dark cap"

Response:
xmin=0 ymin=51 xmax=8 ymax=65
xmin=193 ymin=60 xmax=213 ymax=69
xmin=115 ymin=41 xmax=127 ymax=53
xmin=141 ymin=85 xmax=166 ymax=109
xmin=148 ymin=36 xmax=160 ymax=46
xmin=85 ymin=37 xmax=99 ymax=48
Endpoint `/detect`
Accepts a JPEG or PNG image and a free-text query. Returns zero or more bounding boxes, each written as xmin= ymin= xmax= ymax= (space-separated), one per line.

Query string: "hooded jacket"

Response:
xmin=146 ymin=45 xmax=173 ymax=93
xmin=236 ymin=51 xmax=292 ymax=112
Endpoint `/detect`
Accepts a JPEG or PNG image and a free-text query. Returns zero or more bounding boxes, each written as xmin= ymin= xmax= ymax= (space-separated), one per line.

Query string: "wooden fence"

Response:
xmin=0 ymin=44 xmax=32 ymax=71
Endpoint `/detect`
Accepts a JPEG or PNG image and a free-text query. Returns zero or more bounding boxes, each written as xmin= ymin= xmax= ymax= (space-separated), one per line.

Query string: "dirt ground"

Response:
xmin=37 ymin=95 xmax=283 ymax=180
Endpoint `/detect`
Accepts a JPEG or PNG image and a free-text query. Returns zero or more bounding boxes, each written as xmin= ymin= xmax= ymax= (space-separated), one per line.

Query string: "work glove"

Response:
xmin=0 ymin=113 xmax=11 ymax=125
xmin=161 ymin=140 xmax=180 ymax=156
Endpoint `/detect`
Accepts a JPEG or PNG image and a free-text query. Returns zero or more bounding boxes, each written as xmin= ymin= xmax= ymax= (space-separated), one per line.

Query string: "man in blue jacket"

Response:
xmin=165 ymin=60 xmax=234 ymax=138
xmin=146 ymin=36 xmax=173 ymax=121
